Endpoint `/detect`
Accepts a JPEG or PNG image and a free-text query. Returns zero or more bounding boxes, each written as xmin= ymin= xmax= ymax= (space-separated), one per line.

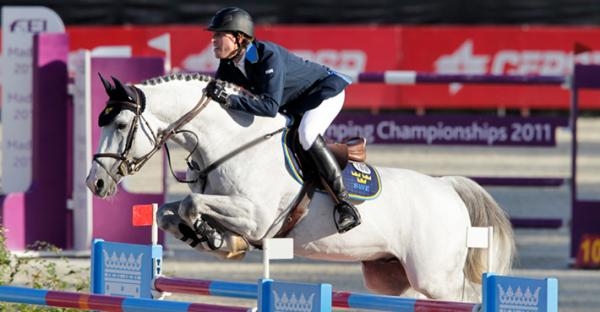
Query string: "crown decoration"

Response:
xmin=351 ymin=170 xmax=372 ymax=184
xmin=103 ymin=250 xmax=144 ymax=273
xmin=497 ymin=284 xmax=541 ymax=311
xmin=272 ymin=290 xmax=315 ymax=312
xmin=102 ymin=249 xmax=145 ymax=297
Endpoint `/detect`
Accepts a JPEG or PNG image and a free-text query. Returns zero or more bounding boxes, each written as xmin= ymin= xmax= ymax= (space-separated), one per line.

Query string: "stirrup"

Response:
xmin=193 ymin=219 xmax=223 ymax=250
xmin=334 ymin=201 xmax=362 ymax=233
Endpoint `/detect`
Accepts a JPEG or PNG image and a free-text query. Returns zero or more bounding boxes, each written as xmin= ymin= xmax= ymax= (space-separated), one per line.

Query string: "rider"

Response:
xmin=204 ymin=7 xmax=361 ymax=233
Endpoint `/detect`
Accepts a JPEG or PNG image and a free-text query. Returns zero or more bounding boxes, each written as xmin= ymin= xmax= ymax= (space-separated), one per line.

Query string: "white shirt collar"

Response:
xmin=235 ymin=51 xmax=247 ymax=77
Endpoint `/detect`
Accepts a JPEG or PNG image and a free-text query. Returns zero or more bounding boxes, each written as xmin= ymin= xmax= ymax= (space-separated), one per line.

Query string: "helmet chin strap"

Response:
xmin=225 ymin=34 xmax=246 ymax=61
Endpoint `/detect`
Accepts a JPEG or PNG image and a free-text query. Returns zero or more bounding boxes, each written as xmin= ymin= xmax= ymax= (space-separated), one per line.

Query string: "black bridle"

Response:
xmin=93 ymin=83 xmax=286 ymax=187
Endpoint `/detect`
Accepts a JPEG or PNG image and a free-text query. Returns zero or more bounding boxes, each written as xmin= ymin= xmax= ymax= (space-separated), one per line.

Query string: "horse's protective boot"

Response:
xmin=193 ymin=217 xmax=249 ymax=259
xmin=193 ymin=217 xmax=223 ymax=250
xmin=308 ymin=135 xmax=361 ymax=233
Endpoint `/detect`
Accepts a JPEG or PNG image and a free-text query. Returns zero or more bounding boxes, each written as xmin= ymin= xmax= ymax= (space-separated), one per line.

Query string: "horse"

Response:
xmin=86 ymin=73 xmax=515 ymax=302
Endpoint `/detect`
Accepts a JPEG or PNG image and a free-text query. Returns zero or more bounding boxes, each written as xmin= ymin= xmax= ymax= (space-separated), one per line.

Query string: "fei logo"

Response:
xmin=10 ymin=19 xmax=47 ymax=33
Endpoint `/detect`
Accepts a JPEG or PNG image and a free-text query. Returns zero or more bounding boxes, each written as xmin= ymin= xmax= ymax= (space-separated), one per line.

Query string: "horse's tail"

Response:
xmin=441 ymin=176 xmax=516 ymax=283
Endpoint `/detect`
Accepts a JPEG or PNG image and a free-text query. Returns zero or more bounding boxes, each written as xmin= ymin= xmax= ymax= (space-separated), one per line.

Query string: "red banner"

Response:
xmin=399 ymin=26 xmax=600 ymax=110
xmin=63 ymin=25 xmax=600 ymax=110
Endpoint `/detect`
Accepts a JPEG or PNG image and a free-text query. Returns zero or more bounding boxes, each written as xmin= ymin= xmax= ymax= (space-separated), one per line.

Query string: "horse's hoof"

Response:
xmin=211 ymin=250 xmax=244 ymax=260
xmin=226 ymin=233 xmax=250 ymax=253
xmin=225 ymin=250 xmax=246 ymax=260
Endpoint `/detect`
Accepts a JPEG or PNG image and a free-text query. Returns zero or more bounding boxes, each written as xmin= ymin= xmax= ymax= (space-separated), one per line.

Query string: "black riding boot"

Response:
xmin=307 ymin=136 xmax=361 ymax=233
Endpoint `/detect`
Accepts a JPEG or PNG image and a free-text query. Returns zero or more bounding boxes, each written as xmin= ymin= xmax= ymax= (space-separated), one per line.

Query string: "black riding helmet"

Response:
xmin=207 ymin=7 xmax=254 ymax=39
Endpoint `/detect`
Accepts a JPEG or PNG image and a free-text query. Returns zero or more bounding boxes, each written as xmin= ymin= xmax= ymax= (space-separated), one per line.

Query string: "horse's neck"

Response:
xmin=140 ymin=82 xmax=202 ymax=132
xmin=141 ymin=80 xmax=288 ymax=168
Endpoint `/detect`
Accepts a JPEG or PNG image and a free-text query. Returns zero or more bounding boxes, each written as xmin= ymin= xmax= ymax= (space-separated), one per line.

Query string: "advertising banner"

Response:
xmin=399 ymin=27 xmax=600 ymax=110
xmin=60 ymin=25 xmax=600 ymax=110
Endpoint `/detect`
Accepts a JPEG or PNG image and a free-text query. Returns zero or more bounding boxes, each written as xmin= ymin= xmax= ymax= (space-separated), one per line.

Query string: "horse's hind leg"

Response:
xmin=404 ymin=257 xmax=469 ymax=301
xmin=361 ymin=259 xmax=411 ymax=296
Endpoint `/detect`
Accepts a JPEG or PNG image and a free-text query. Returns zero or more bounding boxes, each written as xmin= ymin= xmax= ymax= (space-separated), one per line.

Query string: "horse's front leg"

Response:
xmin=156 ymin=201 xmax=243 ymax=260
xmin=178 ymin=193 xmax=261 ymax=257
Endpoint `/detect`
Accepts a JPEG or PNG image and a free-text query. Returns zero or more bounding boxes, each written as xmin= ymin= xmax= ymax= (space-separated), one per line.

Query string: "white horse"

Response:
xmin=86 ymin=73 xmax=515 ymax=302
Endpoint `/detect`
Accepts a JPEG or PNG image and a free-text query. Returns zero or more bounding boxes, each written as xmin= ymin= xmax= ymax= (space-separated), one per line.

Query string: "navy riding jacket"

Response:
xmin=216 ymin=40 xmax=351 ymax=117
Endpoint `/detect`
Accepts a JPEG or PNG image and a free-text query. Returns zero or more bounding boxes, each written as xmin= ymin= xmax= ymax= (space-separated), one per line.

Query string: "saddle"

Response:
xmin=326 ymin=137 xmax=368 ymax=166
xmin=294 ymin=135 xmax=367 ymax=172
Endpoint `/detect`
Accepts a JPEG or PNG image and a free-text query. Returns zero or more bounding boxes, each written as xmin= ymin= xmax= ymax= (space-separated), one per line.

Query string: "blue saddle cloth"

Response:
xmin=283 ymin=138 xmax=382 ymax=201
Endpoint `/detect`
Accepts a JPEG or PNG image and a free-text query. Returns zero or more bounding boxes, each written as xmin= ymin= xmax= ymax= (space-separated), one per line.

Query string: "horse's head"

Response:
xmin=86 ymin=74 xmax=158 ymax=198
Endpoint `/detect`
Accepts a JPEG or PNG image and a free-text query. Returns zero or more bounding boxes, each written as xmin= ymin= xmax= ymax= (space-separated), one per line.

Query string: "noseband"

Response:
xmin=93 ymin=86 xmax=211 ymax=183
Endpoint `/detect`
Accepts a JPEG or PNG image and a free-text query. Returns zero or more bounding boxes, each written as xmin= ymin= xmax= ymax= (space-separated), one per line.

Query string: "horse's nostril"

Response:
xmin=95 ymin=179 xmax=104 ymax=191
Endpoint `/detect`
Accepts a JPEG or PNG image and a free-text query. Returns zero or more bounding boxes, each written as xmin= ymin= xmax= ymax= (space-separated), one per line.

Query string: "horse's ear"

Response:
xmin=111 ymin=76 xmax=126 ymax=92
xmin=111 ymin=76 xmax=137 ymax=100
xmin=98 ymin=73 xmax=113 ymax=93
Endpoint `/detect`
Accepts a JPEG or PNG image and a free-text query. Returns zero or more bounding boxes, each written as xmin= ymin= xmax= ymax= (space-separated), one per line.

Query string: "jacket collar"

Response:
xmin=245 ymin=42 xmax=258 ymax=64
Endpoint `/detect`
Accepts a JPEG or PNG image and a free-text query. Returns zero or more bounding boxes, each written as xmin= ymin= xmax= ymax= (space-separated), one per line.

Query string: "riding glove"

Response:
xmin=205 ymin=80 xmax=231 ymax=108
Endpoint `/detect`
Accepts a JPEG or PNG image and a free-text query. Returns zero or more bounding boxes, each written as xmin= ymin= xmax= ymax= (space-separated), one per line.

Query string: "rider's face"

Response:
xmin=211 ymin=31 xmax=238 ymax=59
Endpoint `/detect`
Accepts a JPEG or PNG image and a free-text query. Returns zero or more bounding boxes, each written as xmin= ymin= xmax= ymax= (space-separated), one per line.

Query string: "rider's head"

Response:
xmin=207 ymin=7 xmax=254 ymax=60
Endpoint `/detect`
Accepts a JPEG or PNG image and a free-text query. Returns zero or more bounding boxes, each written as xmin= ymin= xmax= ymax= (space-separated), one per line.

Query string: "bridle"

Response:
xmin=93 ymin=82 xmax=285 ymax=186
xmin=93 ymin=86 xmax=211 ymax=184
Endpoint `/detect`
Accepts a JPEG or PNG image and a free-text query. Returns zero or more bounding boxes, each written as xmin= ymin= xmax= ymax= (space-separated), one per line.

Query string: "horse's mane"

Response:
xmin=141 ymin=73 xmax=258 ymax=100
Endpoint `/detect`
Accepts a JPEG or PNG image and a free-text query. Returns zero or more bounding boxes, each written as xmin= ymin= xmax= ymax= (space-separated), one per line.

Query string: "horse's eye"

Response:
xmin=116 ymin=122 xmax=128 ymax=130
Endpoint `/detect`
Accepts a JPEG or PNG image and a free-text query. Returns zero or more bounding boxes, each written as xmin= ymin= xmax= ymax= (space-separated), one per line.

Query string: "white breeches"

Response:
xmin=298 ymin=90 xmax=345 ymax=150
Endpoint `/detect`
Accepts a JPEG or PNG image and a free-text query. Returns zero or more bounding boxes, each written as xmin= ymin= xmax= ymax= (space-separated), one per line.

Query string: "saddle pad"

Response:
xmin=283 ymin=140 xmax=382 ymax=200
xmin=342 ymin=161 xmax=382 ymax=200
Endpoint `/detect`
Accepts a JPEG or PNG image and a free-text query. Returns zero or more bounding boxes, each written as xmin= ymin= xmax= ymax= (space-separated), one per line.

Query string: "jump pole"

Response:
xmin=351 ymin=71 xmax=566 ymax=85
xmin=153 ymin=276 xmax=479 ymax=311
xmin=0 ymin=285 xmax=250 ymax=312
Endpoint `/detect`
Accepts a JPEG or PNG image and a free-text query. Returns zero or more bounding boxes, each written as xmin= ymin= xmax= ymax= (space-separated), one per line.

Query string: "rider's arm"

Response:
xmin=226 ymin=50 xmax=285 ymax=117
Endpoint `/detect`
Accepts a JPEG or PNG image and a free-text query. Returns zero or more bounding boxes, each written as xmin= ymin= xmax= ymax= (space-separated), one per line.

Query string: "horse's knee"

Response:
xmin=178 ymin=195 xmax=201 ymax=221
xmin=157 ymin=213 xmax=180 ymax=232
xmin=156 ymin=203 xmax=181 ymax=230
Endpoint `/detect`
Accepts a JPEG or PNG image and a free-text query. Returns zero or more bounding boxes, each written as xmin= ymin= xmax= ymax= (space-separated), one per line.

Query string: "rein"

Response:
xmin=197 ymin=127 xmax=285 ymax=180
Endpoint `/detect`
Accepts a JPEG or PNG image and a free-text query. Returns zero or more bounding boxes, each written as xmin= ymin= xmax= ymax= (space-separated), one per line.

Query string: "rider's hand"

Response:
xmin=205 ymin=80 xmax=231 ymax=108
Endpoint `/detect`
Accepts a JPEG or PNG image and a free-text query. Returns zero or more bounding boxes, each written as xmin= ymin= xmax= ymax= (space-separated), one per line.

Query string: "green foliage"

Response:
xmin=0 ymin=226 xmax=90 ymax=311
